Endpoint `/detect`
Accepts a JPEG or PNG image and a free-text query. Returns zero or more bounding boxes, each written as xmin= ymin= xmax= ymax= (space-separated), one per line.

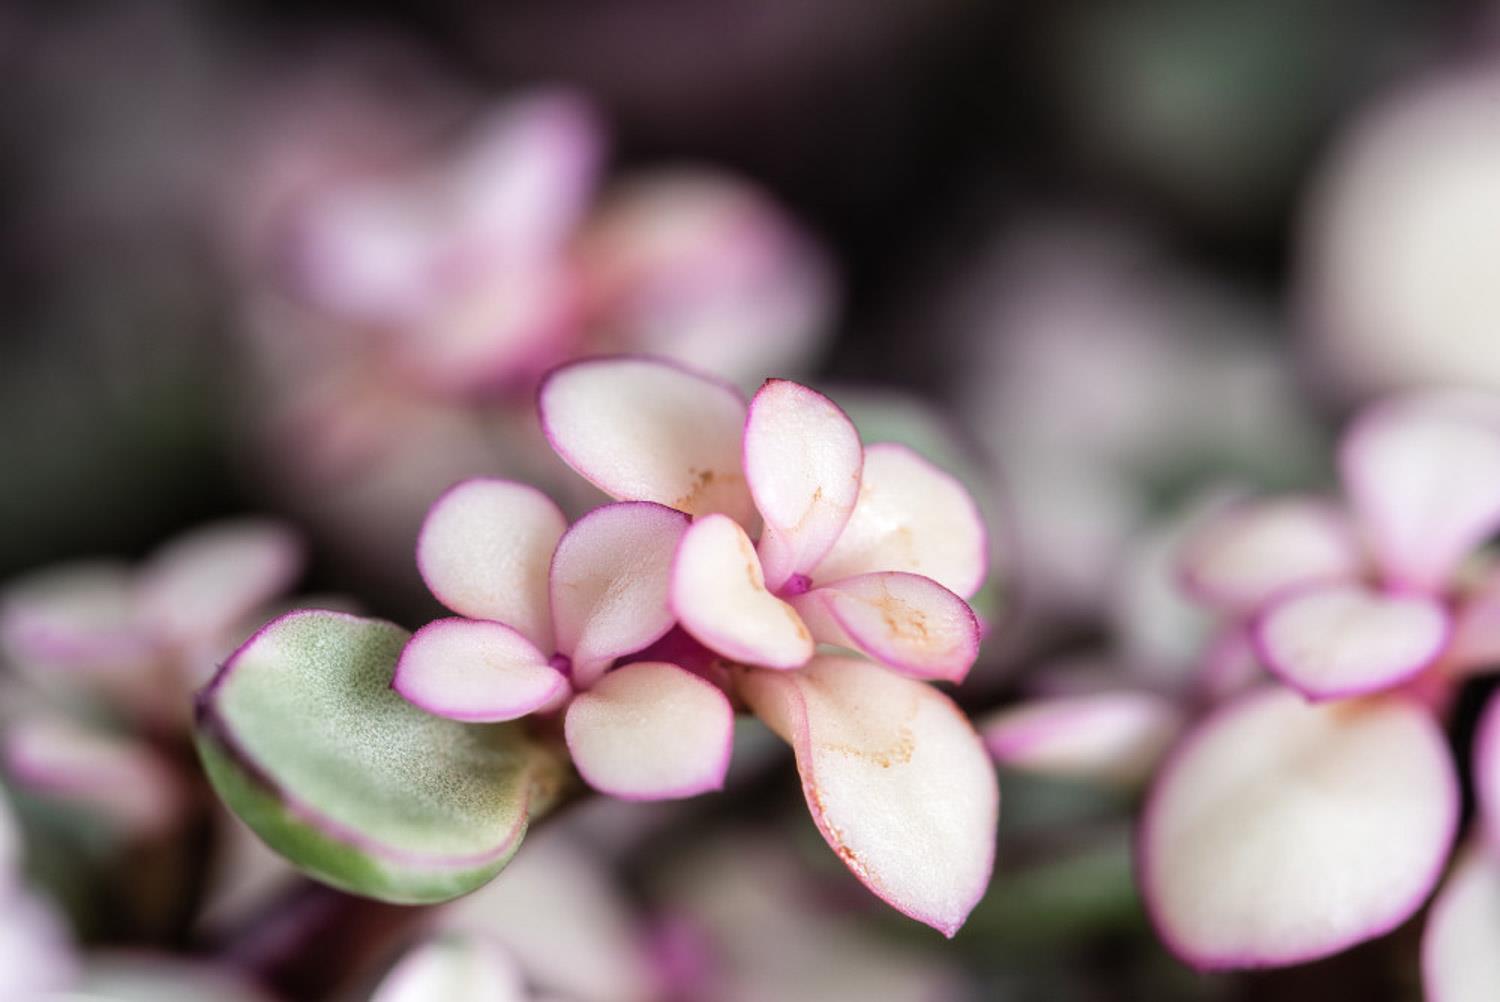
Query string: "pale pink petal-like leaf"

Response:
xmin=981 ymin=692 xmax=1182 ymax=786
xmin=1341 ymin=396 xmax=1500 ymax=591
xmin=1252 ymin=582 xmax=1449 ymax=701
xmin=549 ymin=502 xmax=689 ymax=688
xmin=739 ymin=656 xmax=999 ymax=937
xmin=373 ymin=934 xmax=529 ymax=1002
xmin=1140 ymin=686 xmax=1458 ymax=970
xmin=453 ymin=91 xmax=604 ymax=261
xmin=537 ymin=357 xmax=756 ymax=525
xmin=0 ymin=562 xmax=153 ymax=672
xmin=789 ymin=572 xmax=980 ymax=682
xmin=744 ymin=380 xmax=863 ymax=590
xmin=136 ymin=520 xmax=304 ymax=648
xmin=671 ymin=515 xmax=812 ymax=670
xmin=4 ymin=718 xmax=185 ymax=837
xmin=394 ymin=619 xmax=566 ymax=722
xmin=293 ymin=178 xmax=439 ymax=327
xmin=1423 ymin=844 xmax=1500 ymax=1002
xmin=416 ymin=479 xmax=565 ymax=651
xmin=1178 ymin=498 xmax=1363 ymax=611
xmin=564 ymin=661 xmax=733 ymax=800
xmin=812 ymin=443 xmax=986 ymax=598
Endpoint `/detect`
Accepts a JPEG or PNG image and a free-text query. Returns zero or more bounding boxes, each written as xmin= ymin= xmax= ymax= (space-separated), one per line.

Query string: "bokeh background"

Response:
xmin=3 ymin=1 xmax=1499 ymax=999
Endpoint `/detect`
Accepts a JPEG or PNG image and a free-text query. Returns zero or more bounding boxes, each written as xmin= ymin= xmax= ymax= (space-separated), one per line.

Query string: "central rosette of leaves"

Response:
xmin=397 ymin=357 xmax=996 ymax=934
xmin=196 ymin=355 xmax=999 ymax=937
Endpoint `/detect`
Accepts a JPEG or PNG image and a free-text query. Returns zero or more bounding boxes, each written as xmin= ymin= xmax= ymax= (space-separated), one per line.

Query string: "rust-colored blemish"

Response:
xmin=804 ymin=777 xmax=875 ymax=885
xmin=733 ymin=527 xmax=765 ymax=590
xmin=783 ymin=485 xmax=828 ymax=534
xmin=818 ymin=724 xmax=916 ymax=769
xmin=784 ymin=603 xmax=811 ymax=642
xmin=872 ymin=582 xmax=930 ymax=645
xmin=816 ymin=694 xmax=920 ymax=768
xmin=674 ymin=467 xmax=744 ymax=513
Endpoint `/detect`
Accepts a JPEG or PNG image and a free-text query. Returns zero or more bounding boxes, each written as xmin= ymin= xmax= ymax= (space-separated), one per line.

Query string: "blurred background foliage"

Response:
xmin=1 ymin=0 xmax=1470 ymax=582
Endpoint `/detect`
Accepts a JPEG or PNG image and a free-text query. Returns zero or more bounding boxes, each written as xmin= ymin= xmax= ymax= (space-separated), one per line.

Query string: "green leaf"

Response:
xmin=195 ymin=610 xmax=565 ymax=904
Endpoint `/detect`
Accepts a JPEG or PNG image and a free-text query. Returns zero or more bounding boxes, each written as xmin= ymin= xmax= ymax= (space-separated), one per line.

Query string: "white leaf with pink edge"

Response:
xmin=739 ymin=656 xmax=999 ymax=937
xmin=372 ymin=934 xmax=529 ymax=1002
xmin=1423 ymin=844 xmax=1500 ymax=1002
xmin=0 ymin=562 xmax=153 ymax=672
xmin=394 ymin=619 xmax=566 ymax=723
xmin=1178 ymin=498 xmax=1363 ymax=611
xmin=1341 ymin=397 xmax=1500 ymax=592
xmin=136 ymin=520 xmax=303 ymax=648
xmin=1253 ymin=583 xmax=1449 ymax=701
xmin=789 ymin=572 xmax=980 ymax=682
xmin=538 ymin=357 xmax=756 ymax=526
xmin=744 ymin=380 xmax=863 ymax=591
xmin=812 ymin=444 xmax=986 ymax=598
xmin=1473 ymin=693 xmax=1500 ymax=844
xmin=549 ymin=502 xmax=688 ymax=688
xmin=4 ymin=717 xmax=185 ymax=838
xmin=1140 ymin=686 xmax=1457 ymax=970
xmin=671 ymin=515 xmax=813 ymax=670
xmin=416 ymin=479 xmax=565 ymax=651
xmin=564 ymin=661 xmax=733 ymax=800
xmin=981 ymin=692 xmax=1182 ymax=786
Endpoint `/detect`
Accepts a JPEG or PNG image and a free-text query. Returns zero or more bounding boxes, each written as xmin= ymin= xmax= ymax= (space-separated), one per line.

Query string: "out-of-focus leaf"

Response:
xmin=67 ymin=954 xmax=275 ymax=1002
xmin=371 ymin=933 xmax=528 ymax=1002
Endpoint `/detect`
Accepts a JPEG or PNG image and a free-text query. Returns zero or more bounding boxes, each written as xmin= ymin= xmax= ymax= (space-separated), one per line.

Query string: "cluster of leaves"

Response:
xmin=197 ymin=356 xmax=1000 ymax=937
xmin=1137 ymin=392 xmax=1500 ymax=997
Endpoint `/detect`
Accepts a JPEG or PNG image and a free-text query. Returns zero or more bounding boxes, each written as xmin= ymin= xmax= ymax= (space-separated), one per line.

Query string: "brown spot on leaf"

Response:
xmin=804 ymin=778 xmax=875 ymax=885
xmin=817 ymin=693 xmax=920 ymax=768
xmin=674 ymin=467 xmax=744 ymax=514
xmin=872 ymin=582 xmax=930 ymax=646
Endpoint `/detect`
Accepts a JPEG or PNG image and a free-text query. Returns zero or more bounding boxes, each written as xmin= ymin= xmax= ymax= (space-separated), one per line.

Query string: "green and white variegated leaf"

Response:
xmin=195 ymin=610 xmax=565 ymax=905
